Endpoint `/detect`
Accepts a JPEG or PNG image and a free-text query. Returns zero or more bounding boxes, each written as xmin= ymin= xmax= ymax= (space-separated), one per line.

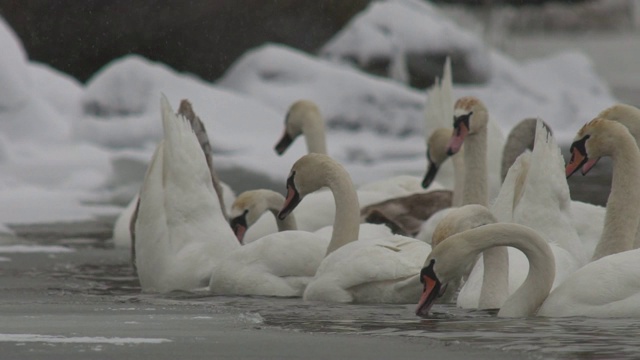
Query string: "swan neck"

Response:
xmin=462 ymin=128 xmax=488 ymax=206
xmin=460 ymin=224 xmax=554 ymax=317
xmin=263 ymin=191 xmax=298 ymax=231
xmin=478 ymin=246 xmax=509 ymax=309
xmin=303 ymin=122 xmax=328 ymax=155
xmin=325 ymin=171 xmax=360 ymax=255
xmin=452 ymin=152 xmax=465 ymax=207
xmin=593 ymin=139 xmax=640 ymax=260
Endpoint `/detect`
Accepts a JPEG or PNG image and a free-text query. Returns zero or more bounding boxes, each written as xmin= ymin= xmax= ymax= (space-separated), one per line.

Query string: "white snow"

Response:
xmin=0 ymin=1 xmax=623 ymax=229
xmin=0 ymin=333 xmax=171 ymax=345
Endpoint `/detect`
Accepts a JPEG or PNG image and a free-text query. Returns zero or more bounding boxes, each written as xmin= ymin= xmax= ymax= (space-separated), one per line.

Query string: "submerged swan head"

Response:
xmin=415 ymin=206 xmax=496 ymax=316
xmin=423 ymin=128 xmax=458 ymax=188
xmin=566 ymin=118 xmax=633 ymax=178
xmin=447 ymin=97 xmax=488 ymax=155
xmin=274 ymin=100 xmax=324 ymax=155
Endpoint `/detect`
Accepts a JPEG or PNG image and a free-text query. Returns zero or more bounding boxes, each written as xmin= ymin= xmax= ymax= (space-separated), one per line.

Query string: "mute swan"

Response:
xmin=135 ymin=95 xmax=239 ymax=292
xmin=566 ymin=118 xmax=640 ymax=260
xmin=210 ymin=156 xmax=396 ymax=297
xmin=416 ymin=212 xmax=556 ymax=318
xmin=276 ymin=153 xmax=431 ymax=303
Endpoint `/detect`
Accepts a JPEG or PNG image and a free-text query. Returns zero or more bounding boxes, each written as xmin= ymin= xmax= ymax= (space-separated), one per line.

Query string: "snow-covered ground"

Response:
xmin=0 ymin=0 xmax=622 ymax=231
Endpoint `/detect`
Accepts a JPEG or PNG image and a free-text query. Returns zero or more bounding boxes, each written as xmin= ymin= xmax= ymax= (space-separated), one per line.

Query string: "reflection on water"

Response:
xmin=50 ymin=259 xmax=640 ymax=360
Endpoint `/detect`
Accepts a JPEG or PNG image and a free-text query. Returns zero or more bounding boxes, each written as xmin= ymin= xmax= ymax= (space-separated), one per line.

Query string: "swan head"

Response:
xmin=275 ymin=100 xmax=323 ymax=155
xmin=423 ymin=128 xmax=454 ymax=188
xmin=566 ymin=118 xmax=632 ymax=178
xmin=278 ymin=153 xmax=344 ymax=220
xmin=229 ymin=190 xmax=274 ymax=244
xmin=447 ymin=97 xmax=488 ymax=155
xmin=416 ymin=205 xmax=496 ymax=317
xmin=598 ymin=103 xmax=640 ymax=123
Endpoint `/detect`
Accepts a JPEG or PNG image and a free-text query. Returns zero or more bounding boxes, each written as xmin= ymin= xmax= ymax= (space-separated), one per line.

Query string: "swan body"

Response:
xmin=537 ymin=249 xmax=640 ymax=317
xmin=135 ymin=95 xmax=239 ymax=292
xmin=209 ymin=231 xmax=329 ymax=297
xmin=278 ymin=153 xmax=431 ymax=304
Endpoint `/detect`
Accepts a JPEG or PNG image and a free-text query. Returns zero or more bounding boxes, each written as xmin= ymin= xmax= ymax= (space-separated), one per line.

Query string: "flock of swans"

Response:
xmin=112 ymin=60 xmax=640 ymax=319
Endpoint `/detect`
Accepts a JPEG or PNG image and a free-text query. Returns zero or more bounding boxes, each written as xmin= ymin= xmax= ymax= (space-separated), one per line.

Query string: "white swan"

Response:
xmin=277 ymin=153 xmax=432 ymax=303
xmin=210 ymin=156 xmax=395 ymax=297
xmin=135 ymin=95 xmax=239 ymax=292
xmin=566 ymin=118 xmax=640 ymax=260
xmin=416 ymin=214 xmax=556 ymax=318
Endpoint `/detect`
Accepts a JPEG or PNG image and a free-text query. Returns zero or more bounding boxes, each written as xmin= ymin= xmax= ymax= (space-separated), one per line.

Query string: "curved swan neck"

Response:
xmin=463 ymin=127 xmax=488 ymax=206
xmin=457 ymin=223 xmax=555 ymax=317
xmin=325 ymin=169 xmax=360 ymax=255
xmin=303 ymin=121 xmax=328 ymax=155
xmin=263 ymin=192 xmax=298 ymax=231
xmin=593 ymin=136 xmax=640 ymax=260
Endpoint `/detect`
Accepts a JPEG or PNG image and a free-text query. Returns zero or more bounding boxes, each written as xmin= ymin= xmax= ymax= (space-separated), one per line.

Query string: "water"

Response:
xmin=38 ymin=248 xmax=640 ymax=360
